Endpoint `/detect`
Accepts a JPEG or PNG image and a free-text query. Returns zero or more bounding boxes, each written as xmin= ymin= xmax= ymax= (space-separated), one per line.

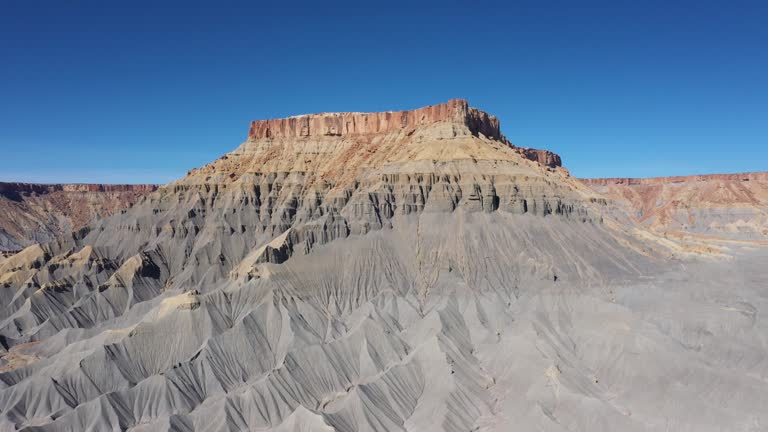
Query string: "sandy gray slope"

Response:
xmin=1 ymin=102 xmax=767 ymax=431
xmin=2 ymin=218 xmax=766 ymax=432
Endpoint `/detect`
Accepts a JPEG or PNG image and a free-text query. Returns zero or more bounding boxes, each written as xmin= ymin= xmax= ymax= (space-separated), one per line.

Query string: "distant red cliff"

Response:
xmin=0 ymin=183 xmax=157 ymax=196
xmin=580 ymin=172 xmax=768 ymax=240
xmin=581 ymin=172 xmax=768 ymax=186
xmin=0 ymin=182 xmax=158 ymax=251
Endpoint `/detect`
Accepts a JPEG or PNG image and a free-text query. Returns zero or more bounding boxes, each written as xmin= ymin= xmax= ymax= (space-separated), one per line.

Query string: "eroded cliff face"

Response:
xmin=247 ymin=99 xmax=560 ymax=169
xmin=248 ymin=99 xmax=503 ymax=140
xmin=0 ymin=183 xmax=158 ymax=251
xmin=517 ymin=147 xmax=562 ymax=168
xmin=581 ymin=172 xmax=768 ymax=240
xmin=1 ymin=101 xmax=761 ymax=432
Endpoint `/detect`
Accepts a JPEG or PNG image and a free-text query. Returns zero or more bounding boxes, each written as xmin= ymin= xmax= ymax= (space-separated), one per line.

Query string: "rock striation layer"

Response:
xmin=0 ymin=183 xmax=157 ymax=196
xmin=582 ymin=172 xmax=768 ymax=187
xmin=248 ymin=99 xmax=561 ymax=169
xmin=248 ymin=99 xmax=503 ymax=140
xmin=582 ymin=172 xmax=768 ymax=240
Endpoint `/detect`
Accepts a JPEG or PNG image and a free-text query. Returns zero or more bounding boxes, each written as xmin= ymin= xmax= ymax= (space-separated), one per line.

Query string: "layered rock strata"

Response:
xmin=0 ymin=183 xmax=158 ymax=251
xmin=582 ymin=172 xmax=768 ymax=239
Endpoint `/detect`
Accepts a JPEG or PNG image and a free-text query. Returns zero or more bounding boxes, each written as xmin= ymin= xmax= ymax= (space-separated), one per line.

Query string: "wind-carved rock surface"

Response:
xmin=0 ymin=101 xmax=766 ymax=432
xmin=582 ymin=172 xmax=768 ymax=240
xmin=0 ymin=183 xmax=158 ymax=252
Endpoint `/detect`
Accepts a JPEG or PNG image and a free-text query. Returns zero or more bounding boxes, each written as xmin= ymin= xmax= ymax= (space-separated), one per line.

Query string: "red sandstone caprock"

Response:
xmin=246 ymin=99 xmax=561 ymax=168
xmin=248 ymin=99 xmax=503 ymax=140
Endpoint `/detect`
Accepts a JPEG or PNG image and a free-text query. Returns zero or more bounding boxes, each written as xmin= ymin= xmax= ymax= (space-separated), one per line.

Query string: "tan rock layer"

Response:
xmin=248 ymin=99 xmax=502 ymax=140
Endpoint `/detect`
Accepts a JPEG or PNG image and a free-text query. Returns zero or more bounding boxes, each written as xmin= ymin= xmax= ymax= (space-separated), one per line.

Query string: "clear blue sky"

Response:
xmin=1 ymin=0 xmax=766 ymax=184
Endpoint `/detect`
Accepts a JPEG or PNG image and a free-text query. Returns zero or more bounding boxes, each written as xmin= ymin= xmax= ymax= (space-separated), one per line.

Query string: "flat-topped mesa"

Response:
xmin=248 ymin=99 xmax=502 ymax=140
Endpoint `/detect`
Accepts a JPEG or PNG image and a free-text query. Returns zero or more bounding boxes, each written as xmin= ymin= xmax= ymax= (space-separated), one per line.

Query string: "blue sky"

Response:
xmin=1 ymin=0 xmax=766 ymax=183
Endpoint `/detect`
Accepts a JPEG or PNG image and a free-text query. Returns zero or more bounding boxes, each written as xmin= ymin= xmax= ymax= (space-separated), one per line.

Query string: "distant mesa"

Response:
xmin=0 ymin=182 xmax=158 ymax=251
xmin=581 ymin=172 xmax=768 ymax=240
xmin=580 ymin=172 xmax=768 ymax=186
xmin=0 ymin=182 xmax=157 ymax=200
